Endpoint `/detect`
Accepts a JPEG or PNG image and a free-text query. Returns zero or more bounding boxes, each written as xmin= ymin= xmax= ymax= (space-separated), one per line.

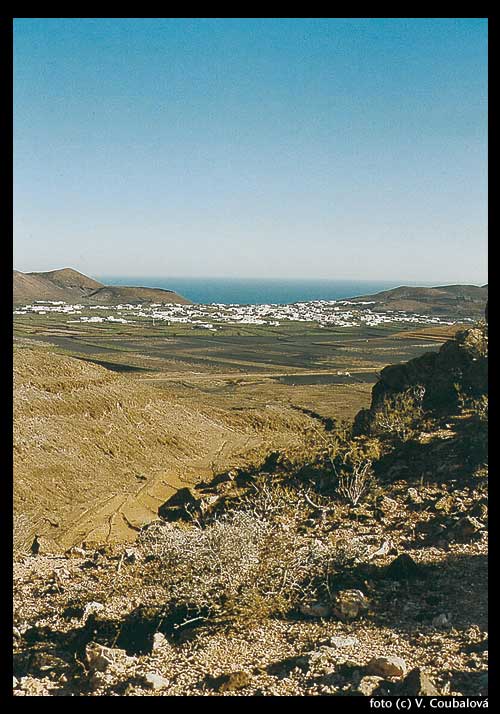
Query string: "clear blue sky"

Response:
xmin=14 ymin=18 xmax=488 ymax=283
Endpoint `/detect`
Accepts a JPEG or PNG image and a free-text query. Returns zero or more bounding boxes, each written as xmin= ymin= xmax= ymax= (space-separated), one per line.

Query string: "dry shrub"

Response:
xmin=236 ymin=479 xmax=311 ymax=528
xmin=372 ymin=385 xmax=426 ymax=442
xmin=138 ymin=483 xmax=367 ymax=625
xmin=303 ymin=423 xmax=378 ymax=506
xmin=299 ymin=422 xmax=380 ymax=501
xmin=335 ymin=459 xmax=373 ymax=506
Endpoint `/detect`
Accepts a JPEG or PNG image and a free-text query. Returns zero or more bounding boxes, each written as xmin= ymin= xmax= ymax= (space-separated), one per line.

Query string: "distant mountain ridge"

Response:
xmin=13 ymin=268 xmax=191 ymax=306
xmin=13 ymin=270 xmax=487 ymax=317
xmin=350 ymin=284 xmax=488 ymax=318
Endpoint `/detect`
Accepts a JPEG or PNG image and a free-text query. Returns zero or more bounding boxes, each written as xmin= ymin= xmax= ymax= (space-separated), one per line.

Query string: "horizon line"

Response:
xmin=14 ymin=268 xmax=487 ymax=287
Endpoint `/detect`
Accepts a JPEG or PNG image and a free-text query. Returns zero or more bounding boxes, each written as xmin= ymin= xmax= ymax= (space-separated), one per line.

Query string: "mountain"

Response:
xmin=28 ymin=268 xmax=104 ymax=293
xmin=13 ymin=270 xmax=83 ymax=303
xmin=13 ymin=268 xmax=191 ymax=305
xmin=350 ymin=284 xmax=487 ymax=318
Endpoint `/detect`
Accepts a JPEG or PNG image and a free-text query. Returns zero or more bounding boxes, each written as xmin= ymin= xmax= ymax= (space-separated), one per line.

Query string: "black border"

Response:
xmin=3 ymin=14 xmax=14 ymax=703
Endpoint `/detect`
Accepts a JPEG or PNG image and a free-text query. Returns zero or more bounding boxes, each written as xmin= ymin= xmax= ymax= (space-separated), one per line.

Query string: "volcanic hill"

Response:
xmin=350 ymin=284 xmax=487 ymax=319
xmin=13 ymin=268 xmax=191 ymax=306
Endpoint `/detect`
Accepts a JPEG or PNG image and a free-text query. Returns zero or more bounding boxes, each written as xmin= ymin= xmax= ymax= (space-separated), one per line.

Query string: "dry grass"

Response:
xmin=14 ymin=346 xmax=324 ymax=549
xmin=13 ymin=514 xmax=33 ymax=556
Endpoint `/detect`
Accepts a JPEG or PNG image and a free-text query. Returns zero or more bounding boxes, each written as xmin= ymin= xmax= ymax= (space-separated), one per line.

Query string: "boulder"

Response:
xmin=82 ymin=601 xmax=105 ymax=622
xmin=85 ymin=642 xmax=130 ymax=673
xmin=367 ymin=656 xmax=407 ymax=678
xmin=152 ymin=632 xmax=168 ymax=650
xmin=368 ymin=540 xmax=392 ymax=561
xmin=399 ymin=668 xmax=439 ymax=695
xmin=407 ymin=488 xmax=423 ymax=505
xmin=329 ymin=635 xmax=359 ymax=648
xmin=142 ymin=672 xmax=170 ymax=691
xmin=357 ymin=675 xmax=384 ymax=696
xmin=377 ymin=496 xmax=399 ymax=515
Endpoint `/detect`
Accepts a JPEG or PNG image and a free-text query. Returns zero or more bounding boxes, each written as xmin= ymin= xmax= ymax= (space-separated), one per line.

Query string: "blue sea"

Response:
xmin=96 ymin=277 xmax=436 ymax=306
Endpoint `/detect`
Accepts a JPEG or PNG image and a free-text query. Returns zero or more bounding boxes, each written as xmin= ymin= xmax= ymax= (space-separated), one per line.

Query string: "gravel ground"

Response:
xmin=13 ymin=479 xmax=488 ymax=697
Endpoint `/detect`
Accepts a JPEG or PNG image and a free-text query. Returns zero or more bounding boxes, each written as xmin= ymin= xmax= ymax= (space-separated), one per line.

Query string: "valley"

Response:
xmin=14 ymin=303 xmax=464 ymax=550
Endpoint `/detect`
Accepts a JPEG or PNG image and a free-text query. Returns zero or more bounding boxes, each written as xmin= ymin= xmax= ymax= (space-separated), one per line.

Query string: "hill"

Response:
xmin=28 ymin=268 xmax=104 ymax=293
xmin=13 ymin=268 xmax=190 ymax=306
xmin=13 ymin=345 xmax=319 ymax=549
xmin=88 ymin=284 xmax=191 ymax=305
xmin=13 ymin=270 xmax=81 ymax=303
xmin=350 ymin=284 xmax=487 ymax=318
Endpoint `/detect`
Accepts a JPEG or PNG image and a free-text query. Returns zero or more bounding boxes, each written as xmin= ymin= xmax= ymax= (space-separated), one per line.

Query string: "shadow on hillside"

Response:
xmin=374 ymin=421 xmax=487 ymax=485
xmin=13 ymin=601 xmax=210 ymax=689
xmin=343 ymin=552 xmax=488 ymax=635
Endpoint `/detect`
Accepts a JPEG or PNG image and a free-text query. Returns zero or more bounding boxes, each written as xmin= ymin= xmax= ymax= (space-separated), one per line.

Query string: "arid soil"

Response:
xmin=13 ymin=473 xmax=487 ymax=696
xmin=14 ymin=322 xmax=463 ymax=551
xmin=13 ymin=323 xmax=487 ymax=697
xmin=14 ymin=345 xmax=322 ymax=549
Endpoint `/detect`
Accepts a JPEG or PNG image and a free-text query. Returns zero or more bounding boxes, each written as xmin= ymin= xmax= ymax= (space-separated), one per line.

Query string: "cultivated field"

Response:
xmin=14 ymin=313 xmax=463 ymax=550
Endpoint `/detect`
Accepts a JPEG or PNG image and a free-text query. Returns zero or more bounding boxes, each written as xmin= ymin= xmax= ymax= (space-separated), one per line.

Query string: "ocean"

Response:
xmin=96 ymin=277 xmax=435 ymax=306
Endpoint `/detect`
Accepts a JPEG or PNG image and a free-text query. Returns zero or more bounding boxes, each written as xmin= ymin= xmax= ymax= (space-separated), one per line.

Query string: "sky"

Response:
xmin=13 ymin=18 xmax=488 ymax=283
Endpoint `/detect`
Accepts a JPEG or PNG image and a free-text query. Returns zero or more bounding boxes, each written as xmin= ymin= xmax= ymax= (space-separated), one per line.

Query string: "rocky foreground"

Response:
xmin=13 ymin=324 xmax=488 ymax=696
xmin=14 ymin=491 xmax=487 ymax=696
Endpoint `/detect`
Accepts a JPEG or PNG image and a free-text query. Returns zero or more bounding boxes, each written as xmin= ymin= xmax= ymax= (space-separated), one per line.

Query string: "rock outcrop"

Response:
xmin=354 ymin=325 xmax=488 ymax=434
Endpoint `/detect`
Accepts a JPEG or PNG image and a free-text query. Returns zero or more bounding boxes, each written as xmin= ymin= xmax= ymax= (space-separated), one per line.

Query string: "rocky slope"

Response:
xmin=354 ymin=324 xmax=488 ymax=434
